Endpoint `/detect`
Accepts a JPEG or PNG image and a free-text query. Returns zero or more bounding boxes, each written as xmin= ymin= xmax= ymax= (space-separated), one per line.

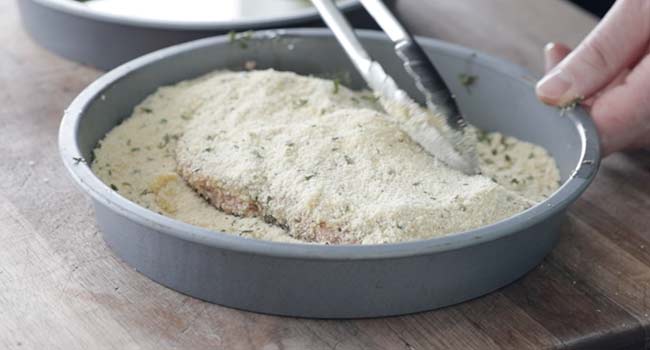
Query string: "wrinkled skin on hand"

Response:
xmin=536 ymin=0 xmax=650 ymax=156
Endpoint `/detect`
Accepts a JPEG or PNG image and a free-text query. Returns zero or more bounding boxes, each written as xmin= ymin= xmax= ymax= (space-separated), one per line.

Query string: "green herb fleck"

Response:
xmin=332 ymin=78 xmax=340 ymax=94
xmin=158 ymin=134 xmax=171 ymax=149
xmin=476 ymin=129 xmax=489 ymax=143
xmin=72 ymin=157 xmax=86 ymax=165
xmin=293 ymin=99 xmax=308 ymax=108
xmin=459 ymin=73 xmax=478 ymax=89
xmin=241 ymin=31 xmax=253 ymax=43
xmin=263 ymin=215 xmax=278 ymax=226
xmin=344 ymin=155 xmax=354 ymax=165
xmin=110 ymin=184 xmax=118 ymax=191
xmin=511 ymin=178 xmax=520 ymax=185
xmin=203 ymin=147 xmax=214 ymax=153
xmin=130 ymin=147 xmax=141 ymax=152
xmin=412 ymin=182 xmax=421 ymax=186
xmin=229 ymin=30 xmax=254 ymax=49
xmin=159 ymin=118 xmax=167 ymax=124
xmin=361 ymin=95 xmax=380 ymax=103
xmin=141 ymin=107 xmax=153 ymax=114
xmin=559 ymin=96 xmax=583 ymax=116
xmin=181 ymin=114 xmax=193 ymax=121
xmin=304 ymin=173 xmax=317 ymax=181
xmin=140 ymin=189 xmax=152 ymax=196
xmin=252 ymin=150 xmax=263 ymax=159
xmin=505 ymin=154 xmax=512 ymax=162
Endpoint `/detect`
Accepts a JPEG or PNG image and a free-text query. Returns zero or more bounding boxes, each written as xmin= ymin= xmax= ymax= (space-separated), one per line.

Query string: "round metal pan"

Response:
xmin=17 ymin=0 xmax=364 ymax=70
xmin=59 ymin=29 xmax=600 ymax=318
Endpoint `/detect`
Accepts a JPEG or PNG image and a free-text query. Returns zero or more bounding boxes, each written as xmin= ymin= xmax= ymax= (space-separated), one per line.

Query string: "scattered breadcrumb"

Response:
xmin=92 ymin=69 xmax=560 ymax=244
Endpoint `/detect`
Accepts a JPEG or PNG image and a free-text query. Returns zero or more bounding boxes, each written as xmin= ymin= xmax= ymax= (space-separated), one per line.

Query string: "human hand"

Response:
xmin=536 ymin=0 xmax=650 ymax=156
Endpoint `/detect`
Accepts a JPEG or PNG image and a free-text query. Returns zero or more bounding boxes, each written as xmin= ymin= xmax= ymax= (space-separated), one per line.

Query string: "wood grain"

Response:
xmin=393 ymin=0 xmax=596 ymax=75
xmin=3 ymin=0 xmax=650 ymax=349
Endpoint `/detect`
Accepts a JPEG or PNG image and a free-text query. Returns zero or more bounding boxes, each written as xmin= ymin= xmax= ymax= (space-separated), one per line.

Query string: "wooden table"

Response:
xmin=3 ymin=0 xmax=650 ymax=349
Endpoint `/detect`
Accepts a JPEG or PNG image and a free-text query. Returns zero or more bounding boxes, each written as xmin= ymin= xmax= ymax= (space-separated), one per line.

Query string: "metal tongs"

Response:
xmin=311 ymin=0 xmax=479 ymax=175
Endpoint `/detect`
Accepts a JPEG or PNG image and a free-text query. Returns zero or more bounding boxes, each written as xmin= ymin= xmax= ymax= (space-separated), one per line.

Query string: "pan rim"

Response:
xmin=59 ymin=28 xmax=600 ymax=260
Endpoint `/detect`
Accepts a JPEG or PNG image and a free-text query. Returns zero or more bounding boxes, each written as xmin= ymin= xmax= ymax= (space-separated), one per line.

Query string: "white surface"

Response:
xmin=84 ymin=0 xmax=320 ymax=23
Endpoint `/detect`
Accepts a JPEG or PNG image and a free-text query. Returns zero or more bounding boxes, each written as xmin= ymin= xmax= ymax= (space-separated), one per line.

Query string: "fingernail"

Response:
xmin=544 ymin=42 xmax=556 ymax=53
xmin=536 ymin=68 xmax=572 ymax=103
xmin=543 ymin=43 xmax=556 ymax=71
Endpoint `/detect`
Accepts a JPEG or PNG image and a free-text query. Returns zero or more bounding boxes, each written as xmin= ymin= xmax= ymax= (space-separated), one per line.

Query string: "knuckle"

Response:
xmin=579 ymin=38 xmax=614 ymax=73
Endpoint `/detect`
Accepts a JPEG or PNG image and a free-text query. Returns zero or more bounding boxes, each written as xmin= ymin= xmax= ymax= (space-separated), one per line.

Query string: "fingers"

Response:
xmin=541 ymin=41 xmax=647 ymax=155
xmin=583 ymin=68 xmax=631 ymax=108
xmin=536 ymin=0 xmax=650 ymax=106
xmin=544 ymin=42 xmax=571 ymax=73
xmin=589 ymin=55 xmax=650 ymax=155
xmin=542 ymin=43 xmax=597 ymax=109
xmin=627 ymin=136 xmax=650 ymax=152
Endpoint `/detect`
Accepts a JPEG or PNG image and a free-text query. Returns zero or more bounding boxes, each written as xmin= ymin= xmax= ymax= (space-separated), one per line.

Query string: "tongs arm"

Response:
xmin=359 ymin=0 xmax=464 ymax=130
xmin=311 ymin=0 xmax=394 ymax=96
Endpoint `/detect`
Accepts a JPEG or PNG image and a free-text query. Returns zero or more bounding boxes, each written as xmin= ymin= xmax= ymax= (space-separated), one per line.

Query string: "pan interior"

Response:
xmin=77 ymin=33 xmax=586 ymax=183
xmin=69 ymin=31 xmax=595 ymax=251
xmin=73 ymin=0 xmax=342 ymax=23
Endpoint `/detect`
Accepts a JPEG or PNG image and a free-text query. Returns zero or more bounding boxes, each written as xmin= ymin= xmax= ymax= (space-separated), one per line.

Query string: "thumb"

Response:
xmin=536 ymin=0 xmax=650 ymax=106
xmin=544 ymin=42 xmax=571 ymax=73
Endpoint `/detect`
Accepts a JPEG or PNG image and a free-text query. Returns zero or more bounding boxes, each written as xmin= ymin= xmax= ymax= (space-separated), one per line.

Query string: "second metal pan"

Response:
xmin=18 ymin=0 xmax=365 ymax=69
